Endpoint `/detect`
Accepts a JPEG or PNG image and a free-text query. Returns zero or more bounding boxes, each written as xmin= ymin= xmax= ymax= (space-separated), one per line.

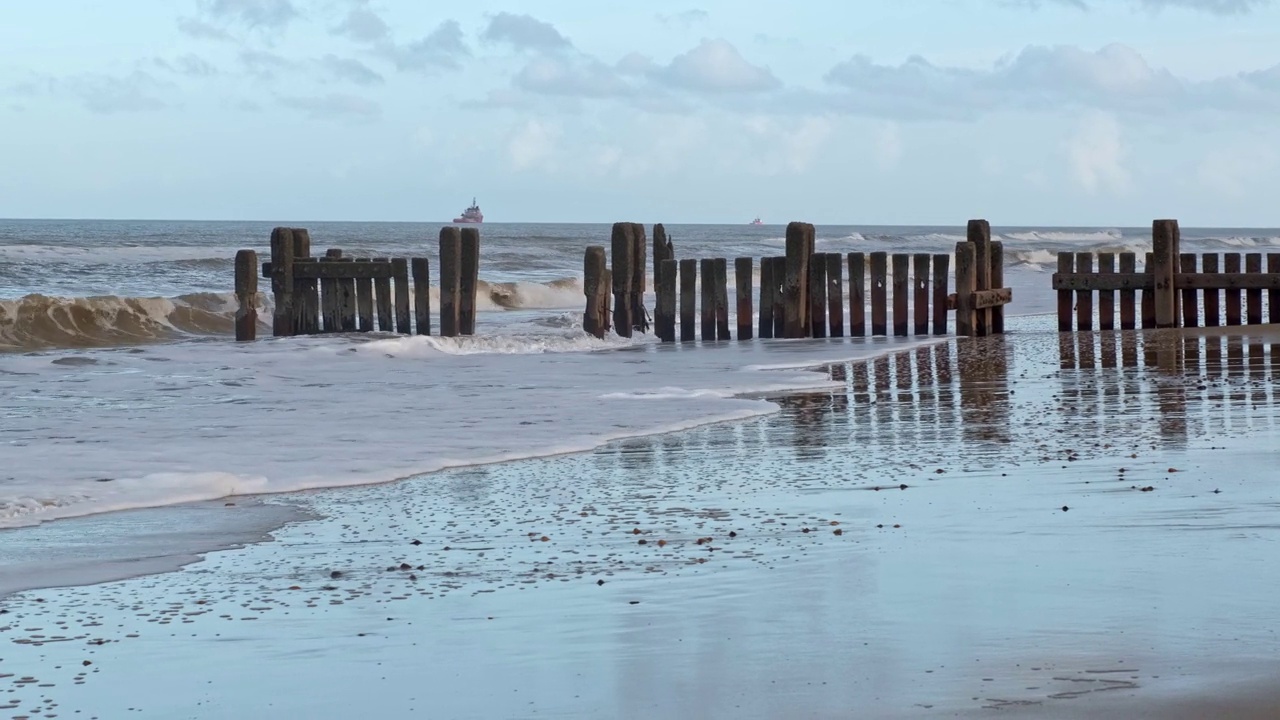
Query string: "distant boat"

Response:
xmin=749 ymin=217 xmax=763 ymax=226
xmin=454 ymin=198 xmax=484 ymax=224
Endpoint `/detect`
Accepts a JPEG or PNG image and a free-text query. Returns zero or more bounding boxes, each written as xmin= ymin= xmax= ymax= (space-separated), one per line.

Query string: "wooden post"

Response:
xmin=869 ymin=252 xmax=888 ymax=336
xmin=1098 ymin=252 xmax=1116 ymax=331
xmin=809 ymin=255 xmax=828 ymax=339
xmin=714 ymin=257 xmax=730 ymax=340
xmin=826 ymin=253 xmax=844 ymax=338
xmin=292 ymin=229 xmax=318 ymax=335
xmin=769 ymin=257 xmax=785 ymax=339
xmin=932 ymin=254 xmax=949 ymax=336
xmin=583 ymin=246 xmax=609 ymax=339
xmin=392 ymin=258 xmax=411 ymax=334
xmin=990 ymin=242 xmax=1004 ymax=335
xmin=1203 ymin=254 xmax=1220 ymax=327
xmin=460 ymin=228 xmax=480 ymax=336
xmin=1225 ymin=253 xmax=1242 ymax=326
xmin=1246 ymin=253 xmax=1263 ymax=325
xmin=611 ymin=223 xmax=634 ymax=338
xmin=355 ymin=258 xmax=374 ymax=332
xmin=1119 ymin=252 xmax=1137 ymax=330
xmin=234 ymin=249 xmax=257 ymax=341
xmin=1056 ymin=252 xmax=1073 ymax=332
xmin=1141 ymin=252 xmax=1156 ymax=329
xmin=968 ymin=220 xmax=991 ymax=336
xmin=1179 ymin=254 xmax=1197 ymax=329
xmin=269 ymin=227 xmax=295 ymax=337
xmin=629 ymin=223 xmax=649 ymax=334
xmin=1075 ymin=252 xmax=1094 ymax=331
xmin=758 ymin=256 xmax=775 ymax=339
xmin=700 ymin=258 xmax=715 ymax=341
xmin=370 ymin=258 xmax=390 ymax=332
xmin=321 ymin=249 xmax=341 ymax=332
xmin=1152 ymin=219 xmax=1178 ymax=329
xmin=412 ymin=257 xmax=431 ymax=335
xmin=653 ymin=223 xmax=673 ymax=293
xmin=955 ymin=242 xmax=977 ymax=337
xmin=912 ymin=254 xmax=929 ymax=335
xmin=735 ymin=257 xmax=753 ymax=341
xmin=783 ymin=222 xmax=814 ymax=338
xmin=339 ymin=271 xmax=357 ymax=332
xmin=1269 ymin=254 xmax=1280 ymax=325
xmin=892 ymin=253 xmax=909 ymax=337
xmin=657 ymin=258 xmax=677 ymax=342
xmin=679 ymin=258 xmax=696 ymax=342
xmin=439 ymin=227 xmax=461 ymax=337
xmin=848 ymin=253 xmax=866 ymax=337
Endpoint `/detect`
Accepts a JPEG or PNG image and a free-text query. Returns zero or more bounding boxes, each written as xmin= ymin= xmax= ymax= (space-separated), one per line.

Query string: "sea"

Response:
xmin=2 ymin=219 xmax=1278 ymax=531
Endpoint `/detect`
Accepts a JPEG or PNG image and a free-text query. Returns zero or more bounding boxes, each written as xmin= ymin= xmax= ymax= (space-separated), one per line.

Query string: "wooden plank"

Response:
xmin=848 ymin=253 xmax=866 ymax=337
xmin=700 ymin=258 xmax=715 ymax=341
xmin=955 ymin=243 xmax=977 ymax=337
xmin=989 ymin=242 xmax=1004 ymax=334
xmin=320 ymin=251 xmax=341 ymax=331
xmin=826 ymin=253 xmax=844 ymax=338
xmin=1152 ymin=220 xmax=1179 ymax=328
xmin=263 ymin=261 xmax=395 ymax=279
xmin=292 ymin=229 xmax=318 ymax=334
xmin=439 ymin=227 xmax=461 ymax=337
xmin=652 ymin=224 xmax=673 ymax=299
xmin=583 ymin=246 xmax=608 ymax=339
xmin=972 ymin=288 xmax=1012 ymax=310
xmin=758 ymin=256 xmax=774 ymax=339
xmin=234 ymin=249 xmax=257 ymax=341
xmin=1052 ymin=273 xmax=1153 ymax=291
xmin=1141 ymin=252 xmax=1155 ymax=329
xmin=372 ymin=257 xmax=392 ymax=332
xmin=809 ymin=254 xmax=828 ymax=338
xmin=932 ymin=254 xmax=949 ymax=336
xmin=679 ymin=258 xmax=696 ymax=342
xmin=714 ymin=257 xmax=730 ymax=340
xmin=657 ymin=258 xmax=678 ymax=342
xmin=1076 ymin=252 xmax=1094 ymax=331
xmin=629 ymin=223 xmax=648 ymax=334
xmin=870 ymin=251 xmax=888 ymax=336
xmin=1119 ymin=252 xmax=1136 ymax=330
xmin=1246 ymin=253 xmax=1263 ymax=324
xmin=1225 ymin=253 xmax=1242 ymax=326
xmin=1202 ymin=254 xmax=1220 ymax=327
xmin=969 ymin=220 xmax=991 ymax=336
xmin=355 ymin=258 xmax=374 ymax=332
xmin=783 ymin=222 xmax=813 ymax=338
xmin=339 ymin=267 xmax=357 ymax=332
xmin=1056 ymin=252 xmax=1073 ymax=332
xmin=411 ymin=257 xmax=431 ymax=336
xmin=459 ymin=228 xmax=480 ymax=336
xmin=392 ymin=257 xmax=411 ymax=334
xmin=1269 ymin=254 xmax=1280 ymax=325
xmin=892 ymin=253 xmax=909 ymax=337
xmin=771 ymin=257 xmax=785 ymax=339
xmin=1097 ymin=252 xmax=1115 ymax=331
xmin=269 ymin=227 xmax=295 ymax=337
xmin=735 ymin=257 xmax=753 ymax=341
xmin=1179 ymin=254 xmax=1197 ymax=328
xmin=610 ymin=223 xmax=634 ymax=339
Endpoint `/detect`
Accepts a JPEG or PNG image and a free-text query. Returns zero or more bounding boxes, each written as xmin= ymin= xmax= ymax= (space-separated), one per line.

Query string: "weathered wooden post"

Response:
xmin=630 ymin=223 xmax=649 ymax=334
xmin=1269 ymin=253 xmax=1280 ymax=326
xmin=1225 ymin=253 xmax=1243 ymax=326
xmin=809 ymin=256 xmax=828 ymax=339
xmin=770 ymin=257 xmax=785 ymax=339
xmin=611 ymin=223 xmax=635 ymax=338
xmin=355 ymin=258 xmax=375 ymax=332
xmin=713 ymin=257 xmax=730 ymax=340
xmin=234 ymin=249 xmax=257 ymax=341
xmin=931 ymin=253 xmax=949 ymax=335
xmin=892 ymin=253 xmax=909 ymax=337
xmin=653 ymin=223 xmax=673 ymax=293
xmin=1057 ymin=252 xmax=1074 ymax=332
xmin=869 ymin=251 xmax=888 ymax=336
xmin=1202 ymin=254 xmax=1220 ymax=326
xmin=1152 ymin=219 xmax=1179 ymax=329
xmin=583 ymin=246 xmax=609 ymax=339
xmin=1246 ymin=253 xmax=1263 ymax=325
xmin=700 ymin=258 xmax=715 ymax=341
xmin=1099 ymin=252 xmax=1117 ymax=330
xmin=1076 ymin=252 xmax=1093 ymax=331
xmin=826 ymin=253 xmax=844 ymax=338
xmin=1179 ymin=253 xmax=1197 ymax=328
xmin=969 ymin=220 xmax=992 ymax=336
xmin=269 ymin=227 xmax=295 ymax=337
xmin=849 ymin=253 xmax=866 ymax=337
xmin=758 ymin=256 xmax=775 ymax=339
xmin=1119 ymin=252 xmax=1137 ymax=330
xmin=460 ymin=227 xmax=480 ymax=335
xmin=657 ymin=258 xmax=678 ymax=342
xmin=292 ymin=229 xmax=318 ymax=335
xmin=735 ymin=257 xmax=753 ymax=341
xmin=912 ymin=254 xmax=929 ymax=335
xmin=1141 ymin=252 xmax=1156 ymax=329
xmin=392 ymin=258 xmax=411 ymax=334
xmin=439 ymin=227 xmax=461 ymax=337
xmin=373 ymin=258 xmax=393 ymax=332
xmin=339 ymin=266 xmax=357 ymax=332
xmin=783 ymin=222 xmax=814 ymax=338
xmin=412 ymin=257 xmax=431 ymax=335
xmin=990 ymin=242 xmax=1005 ymax=334
xmin=955 ymin=242 xmax=977 ymax=337
xmin=321 ymin=249 xmax=341 ymax=331
xmin=679 ymin=258 xmax=696 ymax=342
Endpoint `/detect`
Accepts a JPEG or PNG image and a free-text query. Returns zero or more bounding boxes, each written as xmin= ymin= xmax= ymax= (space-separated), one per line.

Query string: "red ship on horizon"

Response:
xmin=454 ymin=198 xmax=484 ymax=224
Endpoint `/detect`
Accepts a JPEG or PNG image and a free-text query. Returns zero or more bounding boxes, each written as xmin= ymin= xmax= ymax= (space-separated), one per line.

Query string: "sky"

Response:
xmin=2 ymin=0 xmax=1280 ymax=226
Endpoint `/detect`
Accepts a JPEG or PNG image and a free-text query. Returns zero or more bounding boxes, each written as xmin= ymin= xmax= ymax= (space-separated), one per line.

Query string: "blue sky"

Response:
xmin=3 ymin=0 xmax=1280 ymax=226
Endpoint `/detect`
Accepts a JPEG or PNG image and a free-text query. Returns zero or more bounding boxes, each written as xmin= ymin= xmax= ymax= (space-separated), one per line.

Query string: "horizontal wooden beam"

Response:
xmin=972 ymin=287 xmax=1012 ymax=309
xmin=262 ymin=260 xmax=395 ymax=279
xmin=1053 ymin=272 xmax=1151 ymax=291
xmin=1054 ymin=272 xmax=1280 ymax=291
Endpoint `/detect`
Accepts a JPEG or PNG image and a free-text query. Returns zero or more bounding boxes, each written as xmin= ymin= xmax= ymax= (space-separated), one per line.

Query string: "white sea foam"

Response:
xmin=1004 ymin=229 xmax=1124 ymax=243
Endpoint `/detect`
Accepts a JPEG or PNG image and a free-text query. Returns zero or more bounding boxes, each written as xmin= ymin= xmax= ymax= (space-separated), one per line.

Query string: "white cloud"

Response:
xmin=1197 ymin=143 xmax=1278 ymax=196
xmin=657 ymin=39 xmax=780 ymax=94
xmin=874 ymin=122 xmax=903 ymax=171
xmin=507 ymin=119 xmax=560 ymax=171
xmin=1066 ymin=111 xmax=1130 ymax=194
xmin=279 ymin=93 xmax=380 ymax=121
xmin=482 ymin=13 xmax=572 ymax=51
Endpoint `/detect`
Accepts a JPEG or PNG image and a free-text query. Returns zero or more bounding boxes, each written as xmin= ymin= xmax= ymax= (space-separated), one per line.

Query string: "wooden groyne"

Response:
xmin=1052 ymin=220 xmax=1280 ymax=331
xmin=586 ymin=219 xmax=1012 ymax=342
xmin=235 ymin=226 xmax=480 ymax=341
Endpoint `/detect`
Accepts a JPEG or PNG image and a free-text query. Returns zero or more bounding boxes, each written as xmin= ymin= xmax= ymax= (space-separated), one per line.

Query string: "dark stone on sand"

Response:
xmin=1062 ymin=506 xmax=1070 ymax=512
xmin=597 ymin=579 xmax=605 ymax=586
xmin=399 ymin=563 xmax=412 ymax=571
xmin=329 ymin=570 xmax=342 ymax=579
xmin=900 ymin=484 xmax=908 ymax=490
xmin=411 ymin=539 xmax=422 ymax=546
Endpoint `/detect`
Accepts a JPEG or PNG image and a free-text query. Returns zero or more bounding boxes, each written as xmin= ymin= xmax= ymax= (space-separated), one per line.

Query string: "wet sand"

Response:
xmin=2 ymin=315 xmax=1279 ymax=718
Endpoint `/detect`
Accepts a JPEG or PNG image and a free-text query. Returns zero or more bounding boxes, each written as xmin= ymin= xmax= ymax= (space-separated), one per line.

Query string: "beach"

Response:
xmin=3 ymin=315 xmax=1279 ymax=718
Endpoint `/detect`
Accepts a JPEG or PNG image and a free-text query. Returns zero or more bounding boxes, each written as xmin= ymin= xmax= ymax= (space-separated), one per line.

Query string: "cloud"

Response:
xmin=200 ymin=0 xmax=299 ymax=29
xmin=65 ymin=71 xmax=175 ymax=114
xmin=332 ymin=4 xmax=390 ymax=43
xmin=651 ymin=39 xmax=781 ymax=94
xmin=507 ymin=119 xmax=560 ymax=171
xmin=279 ymin=93 xmax=380 ymax=120
xmin=318 ymin=55 xmax=384 ymax=86
xmin=177 ymin=17 xmax=236 ymax=42
xmin=385 ymin=20 xmax=470 ymax=72
xmin=482 ymin=13 xmax=572 ymax=51
xmin=1197 ymin=142 xmax=1278 ymax=196
xmin=1009 ymin=0 xmax=1270 ymax=13
xmin=656 ymin=10 xmax=710 ymax=27
xmin=513 ymin=55 xmax=632 ymax=97
xmin=152 ymin=54 xmax=219 ymax=77
xmin=1066 ymin=112 xmax=1130 ymax=194
xmin=239 ymin=49 xmax=294 ymax=80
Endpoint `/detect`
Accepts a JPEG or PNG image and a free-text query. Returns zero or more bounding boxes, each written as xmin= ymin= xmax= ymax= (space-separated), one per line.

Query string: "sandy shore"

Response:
xmin=2 ymin=315 xmax=1279 ymax=718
